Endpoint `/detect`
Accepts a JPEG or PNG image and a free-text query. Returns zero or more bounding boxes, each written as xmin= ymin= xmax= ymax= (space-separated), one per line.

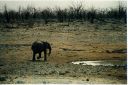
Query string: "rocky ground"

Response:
xmin=0 ymin=62 xmax=126 ymax=84
xmin=0 ymin=20 xmax=127 ymax=84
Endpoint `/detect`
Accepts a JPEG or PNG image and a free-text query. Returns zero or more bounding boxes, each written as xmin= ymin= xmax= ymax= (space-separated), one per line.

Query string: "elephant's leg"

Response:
xmin=32 ymin=52 xmax=36 ymax=61
xmin=44 ymin=50 xmax=47 ymax=61
xmin=37 ymin=52 xmax=41 ymax=59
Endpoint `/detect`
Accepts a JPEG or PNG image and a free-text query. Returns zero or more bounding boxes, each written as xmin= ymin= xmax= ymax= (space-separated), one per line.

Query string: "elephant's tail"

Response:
xmin=45 ymin=42 xmax=51 ymax=56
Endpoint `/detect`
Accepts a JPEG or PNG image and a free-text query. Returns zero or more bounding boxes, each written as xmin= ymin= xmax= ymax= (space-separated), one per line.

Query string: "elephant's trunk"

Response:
xmin=48 ymin=45 xmax=51 ymax=56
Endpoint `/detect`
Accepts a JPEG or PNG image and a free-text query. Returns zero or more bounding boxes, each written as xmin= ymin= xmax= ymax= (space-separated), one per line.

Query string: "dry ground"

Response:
xmin=0 ymin=21 xmax=127 ymax=84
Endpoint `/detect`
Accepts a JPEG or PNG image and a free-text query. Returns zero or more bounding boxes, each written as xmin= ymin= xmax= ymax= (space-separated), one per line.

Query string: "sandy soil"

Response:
xmin=0 ymin=21 xmax=127 ymax=84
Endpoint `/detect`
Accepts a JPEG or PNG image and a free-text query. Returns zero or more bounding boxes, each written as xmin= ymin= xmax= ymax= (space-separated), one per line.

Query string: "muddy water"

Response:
xmin=72 ymin=60 xmax=127 ymax=66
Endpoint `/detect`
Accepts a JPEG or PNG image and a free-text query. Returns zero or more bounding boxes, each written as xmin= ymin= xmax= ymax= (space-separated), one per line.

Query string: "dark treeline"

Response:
xmin=0 ymin=3 xmax=126 ymax=26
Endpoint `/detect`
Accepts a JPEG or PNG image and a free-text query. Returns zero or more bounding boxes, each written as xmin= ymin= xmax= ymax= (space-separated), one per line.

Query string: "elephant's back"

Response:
xmin=31 ymin=41 xmax=45 ymax=52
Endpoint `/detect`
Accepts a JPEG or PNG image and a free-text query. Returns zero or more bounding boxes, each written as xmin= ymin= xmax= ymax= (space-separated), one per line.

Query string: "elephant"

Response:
xmin=31 ymin=41 xmax=51 ymax=61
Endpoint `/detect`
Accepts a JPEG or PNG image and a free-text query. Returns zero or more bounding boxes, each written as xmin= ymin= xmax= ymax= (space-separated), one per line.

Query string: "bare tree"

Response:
xmin=4 ymin=5 xmax=10 ymax=23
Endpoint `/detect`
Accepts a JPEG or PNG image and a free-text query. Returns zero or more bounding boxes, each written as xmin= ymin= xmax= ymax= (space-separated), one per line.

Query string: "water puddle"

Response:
xmin=72 ymin=60 xmax=127 ymax=66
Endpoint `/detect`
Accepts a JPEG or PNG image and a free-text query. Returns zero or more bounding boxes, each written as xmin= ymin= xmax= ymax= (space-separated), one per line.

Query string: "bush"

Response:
xmin=0 ymin=2 xmax=126 ymax=25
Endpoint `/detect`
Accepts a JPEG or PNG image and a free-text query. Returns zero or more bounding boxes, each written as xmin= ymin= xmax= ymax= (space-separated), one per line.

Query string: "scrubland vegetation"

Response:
xmin=0 ymin=2 xmax=126 ymax=28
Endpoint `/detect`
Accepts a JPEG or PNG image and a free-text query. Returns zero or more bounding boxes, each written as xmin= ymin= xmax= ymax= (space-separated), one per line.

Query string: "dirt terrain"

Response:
xmin=0 ymin=20 xmax=127 ymax=84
